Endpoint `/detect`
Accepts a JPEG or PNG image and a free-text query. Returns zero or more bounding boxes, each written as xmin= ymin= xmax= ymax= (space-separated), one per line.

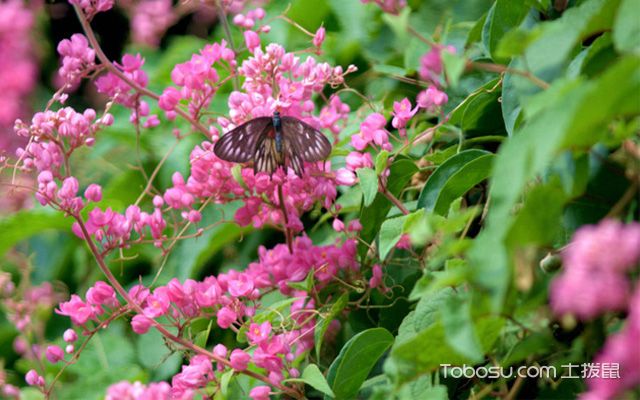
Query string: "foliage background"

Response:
xmin=0 ymin=0 xmax=639 ymax=399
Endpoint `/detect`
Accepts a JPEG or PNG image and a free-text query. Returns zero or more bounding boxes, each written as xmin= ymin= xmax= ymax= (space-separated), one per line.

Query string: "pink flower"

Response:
xmin=84 ymin=183 xmax=102 ymax=202
xmin=143 ymin=288 xmax=171 ymax=318
xmin=131 ymin=0 xmax=174 ymax=47
xmin=213 ymin=343 xmax=227 ymax=358
xmin=228 ymin=274 xmax=254 ymax=297
xmin=353 ymin=113 xmax=388 ymax=150
xmin=396 ymin=234 xmax=412 ymax=249
xmin=551 ymin=268 xmax=629 ymax=319
xmin=158 ymin=87 xmax=181 ymax=111
xmin=419 ymin=45 xmax=456 ymax=85
xmin=86 ymin=281 xmax=118 ymax=308
xmin=369 ymin=265 xmax=383 ymax=289
xmin=391 ymin=98 xmax=418 ymax=130
xmin=46 ymin=345 xmax=65 ymax=363
xmin=25 ymin=369 xmax=44 ymax=386
xmin=216 ymin=306 xmax=237 ymax=328
xmin=247 ymin=321 xmax=272 ymax=345
xmin=313 ymin=27 xmax=326 ymax=48
xmin=335 ymin=168 xmax=357 ymax=186
xmin=57 ymin=33 xmax=96 ymax=86
xmin=63 ymin=329 xmax=78 ymax=343
xmin=582 ymin=303 xmax=640 ymax=400
xmin=417 ymin=86 xmax=448 ymax=111
xmin=361 ymin=0 xmax=407 ymax=15
xmin=348 ymin=219 xmax=363 ymax=232
xmin=56 ymin=295 xmax=97 ymax=325
xmin=564 ymin=219 xmax=640 ymax=273
xmin=131 ymin=314 xmax=153 ymax=334
xmin=230 ymin=349 xmax=251 ymax=371
xmin=345 ymin=151 xmax=373 ymax=171
xmin=332 ymin=218 xmax=345 ymax=232
xmin=69 ymin=0 xmax=114 ymax=16
xmin=550 ymin=220 xmax=640 ymax=320
xmin=249 ymin=385 xmax=271 ymax=400
xmin=244 ymin=30 xmax=261 ymax=53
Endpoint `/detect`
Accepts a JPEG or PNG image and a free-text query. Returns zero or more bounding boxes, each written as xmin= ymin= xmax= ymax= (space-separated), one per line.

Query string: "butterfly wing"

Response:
xmin=253 ymin=133 xmax=281 ymax=175
xmin=283 ymin=134 xmax=305 ymax=177
xmin=214 ymin=117 xmax=272 ymax=162
xmin=280 ymin=117 xmax=332 ymax=163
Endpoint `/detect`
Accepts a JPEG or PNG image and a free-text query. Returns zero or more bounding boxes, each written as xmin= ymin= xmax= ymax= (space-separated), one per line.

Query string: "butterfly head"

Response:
xmin=273 ymin=110 xmax=281 ymax=117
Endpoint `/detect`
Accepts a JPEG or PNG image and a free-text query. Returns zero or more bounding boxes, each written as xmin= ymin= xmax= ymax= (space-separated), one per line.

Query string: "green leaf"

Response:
xmin=518 ymin=0 xmax=622 ymax=83
xmin=502 ymin=331 xmax=555 ymax=367
xmin=465 ymin=11 xmax=488 ymax=47
xmin=441 ymin=296 xmax=484 ymax=362
xmin=481 ymin=0 xmax=531 ymax=63
xmin=613 ymin=0 xmax=640 ymax=53
xmin=501 ymin=62 xmax=523 ymax=136
xmin=375 ymin=150 xmax=390 ymax=175
xmin=0 ymin=209 xmax=73 ymax=257
xmin=378 ymin=210 xmax=424 ymax=260
xmin=315 ymin=293 xmax=349 ymax=360
xmin=387 ymin=316 xmax=503 ymax=383
xmin=379 ymin=216 xmax=405 ymax=260
xmin=219 ymin=369 xmax=234 ymax=398
xmin=359 ymin=158 xmax=418 ymax=258
xmin=287 ymin=269 xmax=315 ymax=292
xmin=301 ymin=364 xmax=335 ymax=397
xmin=136 ymin=328 xmax=182 ymax=381
xmin=326 ymin=328 xmax=394 ymax=400
xmin=231 ymin=164 xmax=249 ymax=192
xmin=442 ymin=51 xmax=466 ymax=88
xmin=449 ymin=78 xmax=505 ymax=134
xmin=357 ymin=168 xmax=379 ymax=207
xmin=417 ymin=150 xmax=492 ymax=214
xmin=469 ymin=55 xmax=640 ymax=312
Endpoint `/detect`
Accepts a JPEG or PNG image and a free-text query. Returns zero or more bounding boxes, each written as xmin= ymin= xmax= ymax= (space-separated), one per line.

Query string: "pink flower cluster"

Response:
xmin=131 ymin=0 xmax=175 ymax=47
xmin=3 ymin=282 xmax=60 ymax=332
xmin=56 ymin=281 xmax=119 ymax=325
xmin=361 ymin=0 xmax=407 ymax=15
xmin=581 ymin=288 xmax=640 ymax=400
xmin=69 ymin=0 xmax=114 ymax=19
xmin=61 ymin=236 xmax=359 ymax=397
xmin=57 ymin=34 xmax=97 ymax=88
xmin=550 ymin=219 xmax=640 ymax=319
xmin=96 ymin=54 xmax=158 ymax=126
xmin=106 ymin=380 xmax=171 ymax=400
xmin=0 ymin=0 xmax=37 ymax=153
xmin=419 ymin=44 xmax=456 ymax=86
xmin=159 ymin=41 xmax=236 ymax=119
xmin=227 ymin=43 xmax=356 ymax=121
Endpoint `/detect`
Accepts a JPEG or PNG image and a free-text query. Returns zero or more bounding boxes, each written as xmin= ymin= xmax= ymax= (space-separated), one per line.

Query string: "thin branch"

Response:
xmin=379 ymin=177 xmax=410 ymax=215
xmin=72 ymin=216 xmax=301 ymax=398
xmin=72 ymin=5 xmax=211 ymax=137
xmin=470 ymin=61 xmax=550 ymax=90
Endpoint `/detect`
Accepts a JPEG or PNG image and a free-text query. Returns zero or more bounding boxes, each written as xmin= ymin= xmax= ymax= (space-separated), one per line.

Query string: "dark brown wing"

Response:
xmin=214 ymin=117 xmax=272 ymax=162
xmin=284 ymin=134 xmax=305 ymax=177
xmin=280 ymin=117 xmax=332 ymax=162
xmin=253 ymin=134 xmax=280 ymax=175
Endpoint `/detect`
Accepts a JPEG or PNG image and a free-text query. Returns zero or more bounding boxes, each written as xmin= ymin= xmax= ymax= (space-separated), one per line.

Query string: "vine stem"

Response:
xmin=72 ymin=5 xmax=211 ymax=137
xmin=277 ymin=183 xmax=294 ymax=253
xmin=406 ymin=25 xmax=550 ymax=90
xmin=72 ymin=215 xmax=301 ymax=398
xmin=469 ymin=61 xmax=550 ymax=90
xmin=212 ymin=0 xmax=240 ymax=90
xmin=379 ymin=177 xmax=410 ymax=215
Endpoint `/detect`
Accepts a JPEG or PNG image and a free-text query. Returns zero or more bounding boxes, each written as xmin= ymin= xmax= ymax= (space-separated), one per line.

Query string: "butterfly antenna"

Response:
xmin=277 ymin=183 xmax=294 ymax=253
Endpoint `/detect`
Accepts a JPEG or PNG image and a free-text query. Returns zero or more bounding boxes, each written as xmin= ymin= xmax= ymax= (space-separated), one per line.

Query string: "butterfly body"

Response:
xmin=272 ymin=111 xmax=283 ymax=153
xmin=214 ymin=111 xmax=331 ymax=177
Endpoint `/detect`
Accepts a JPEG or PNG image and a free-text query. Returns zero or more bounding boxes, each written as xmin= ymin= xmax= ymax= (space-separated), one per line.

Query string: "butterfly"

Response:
xmin=213 ymin=111 xmax=332 ymax=177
